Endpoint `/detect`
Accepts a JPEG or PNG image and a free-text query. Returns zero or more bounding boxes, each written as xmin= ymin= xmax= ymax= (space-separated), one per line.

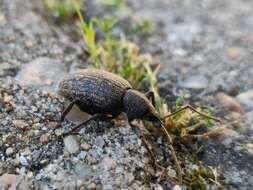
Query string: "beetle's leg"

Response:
xmin=60 ymin=101 xmax=77 ymax=122
xmin=60 ymin=114 xmax=112 ymax=137
xmin=163 ymin=104 xmax=221 ymax=123
xmin=129 ymin=122 xmax=166 ymax=174
xmin=44 ymin=101 xmax=76 ymax=124
xmin=53 ymin=101 xmax=77 ymax=131
xmin=145 ymin=91 xmax=155 ymax=106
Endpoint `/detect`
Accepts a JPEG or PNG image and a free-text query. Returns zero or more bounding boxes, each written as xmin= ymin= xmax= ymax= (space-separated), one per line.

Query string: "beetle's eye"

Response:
xmin=143 ymin=112 xmax=152 ymax=120
xmin=61 ymin=82 xmax=69 ymax=90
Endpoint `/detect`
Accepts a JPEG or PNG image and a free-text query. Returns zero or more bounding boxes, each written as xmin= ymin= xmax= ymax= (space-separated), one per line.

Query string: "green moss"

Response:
xmin=185 ymin=166 xmax=220 ymax=190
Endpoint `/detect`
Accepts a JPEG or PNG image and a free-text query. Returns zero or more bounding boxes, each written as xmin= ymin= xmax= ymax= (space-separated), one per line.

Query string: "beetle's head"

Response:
xmin=123 ymin=89 xmax=162 ymax=127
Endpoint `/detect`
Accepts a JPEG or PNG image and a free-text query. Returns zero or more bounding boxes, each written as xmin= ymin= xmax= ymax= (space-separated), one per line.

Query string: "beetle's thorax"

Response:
xmin=123 ymin=89 xmax=159 ymax=122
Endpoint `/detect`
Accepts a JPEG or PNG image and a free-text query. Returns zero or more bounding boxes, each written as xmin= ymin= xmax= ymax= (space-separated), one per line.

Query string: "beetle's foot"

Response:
xmin=44 ymin=114 xmax=64 ymax=122
xmin=57 ymin=130 xmax=79 ymax=139
xmin=154 ymin=162 xmax=167 ymax=181
xmin=52 ymin=122 xmax=62 ymax=132
xmin=155 ymin=162 xmax=164 ymax=171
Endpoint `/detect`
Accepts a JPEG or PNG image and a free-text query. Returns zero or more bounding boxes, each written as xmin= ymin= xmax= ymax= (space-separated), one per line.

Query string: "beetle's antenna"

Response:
xmin=163 ymin=104 xmax=222 ymax=123
xmin=159 ymin=121 xmax=183 ymax=185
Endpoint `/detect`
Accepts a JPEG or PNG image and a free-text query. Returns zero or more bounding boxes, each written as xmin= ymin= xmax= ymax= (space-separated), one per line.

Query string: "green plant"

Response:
xmin=100 ymin=39 xmax=147 ymax=88
xmin=98 ymin=0 xmax=125 ymax=9
xmin=72 ymin=0 xmax=155 ymax=90
xmin=43 ymin=0 xmax=77 ymax=20
xmin=93 ymin=16 xmax=118 ymax=34
xmin=72 ymin=0 xmax=101 ymax=68
xmin=99 ymin=0 xmax=153 ymax=35
xmin=184 ymin=166 xmax=222 ymax=190
xmin=129 ymin=19 xmax=153 ymax=34
xmin=164 ymin=105 xmax=217 ymax=137
xmin=143 ymin=61 xmax=165 ymax=115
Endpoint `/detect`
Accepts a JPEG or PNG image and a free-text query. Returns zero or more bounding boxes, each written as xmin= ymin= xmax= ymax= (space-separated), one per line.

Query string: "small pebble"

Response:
xmin=179 ymin=75 xmax=208 ymax=89
xmin=64 ymin=136 xmax=79 ymax=154
xmin=40 ymin=134 xmax=49 ymax=143
xmin=19 ymin=156 xmax=29 ymax=166
xmin=94 ymin=136 xmax=105 ymax=147
xmin=87 ymin=156 xmax=97 ymax=165
xmin=25 ymin=40 xmax=34 ymax=48
xmin=152 ymin=184 xmax=163 ymax=190
xmin=87 ymin=182 xmax=96 ymax=190
xmin=102 ymin=157 xmax=117 ymax=170
xmin=0 ymin=174 xmax=19 ymax=189
xmin=226 ymin=47 xmax=241 ymax=60
xmin=5 ymin=147 xmax=14 ymax=156
xmin=167 ymin=167 xmax=177 ymax=178
xmin=12 ymin=120 xmax=27 ymax=130
xmin=216 ymin=92 xmax=244 ymax=114
xmin=236 ymin=90 xmax=253 ymax=111
xmin=173 ymin=185 xmax=182 ymax=190
xmin=48 ymin=122 xmax=58 ymax=129
xmin=16 ymin=110 xmax=27 ymax=118
xmin=81 ymin=143 xmax=91 ymax=151
xmin=0 ymin=13 xmax=5 ymax=24
xmin=74 ymin=164 xmax=93 ymax=180
xmin=78 ymin=151 xmax=87 ymax=159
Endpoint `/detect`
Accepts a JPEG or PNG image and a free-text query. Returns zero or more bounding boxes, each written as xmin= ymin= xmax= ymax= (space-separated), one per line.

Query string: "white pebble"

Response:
xmin=64 ymin=135 xmax=79 ymax=154
xmin=19 ymin=155 xmax=29 ymax=166
xmin=5 ymin=147 xmax=14 ymax=156
xmin=173 ymin=185 xmax=182 ymax=190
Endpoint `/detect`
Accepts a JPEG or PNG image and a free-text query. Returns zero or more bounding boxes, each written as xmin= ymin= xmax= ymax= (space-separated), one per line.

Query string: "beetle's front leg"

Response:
xmin=129 ymin=121 xmax=166 ymax=176
xmin=60 ymin=100 xmax=77 ymax=122
xmin=52 ymin=101 xmax=77 ymax=130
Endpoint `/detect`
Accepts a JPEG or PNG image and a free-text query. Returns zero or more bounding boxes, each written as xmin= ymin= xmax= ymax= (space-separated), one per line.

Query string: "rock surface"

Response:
xmin=15 ymin=57 xmax=66 ymax=91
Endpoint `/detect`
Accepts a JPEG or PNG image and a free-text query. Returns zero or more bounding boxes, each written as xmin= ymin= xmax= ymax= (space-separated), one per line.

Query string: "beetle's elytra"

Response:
xmin=58 ymin=69 xmax=161 ymax=125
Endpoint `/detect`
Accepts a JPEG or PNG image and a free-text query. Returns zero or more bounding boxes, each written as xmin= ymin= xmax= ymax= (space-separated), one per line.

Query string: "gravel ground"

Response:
xmin=0 ymin=0 xmax=253 ymax=189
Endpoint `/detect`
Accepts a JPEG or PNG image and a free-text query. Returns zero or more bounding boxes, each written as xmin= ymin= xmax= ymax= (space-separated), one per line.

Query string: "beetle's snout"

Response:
xmin=144 ymin=112 xmax=163 ymax=128
xmin=153 ymin=117 xmax=163 ymax=128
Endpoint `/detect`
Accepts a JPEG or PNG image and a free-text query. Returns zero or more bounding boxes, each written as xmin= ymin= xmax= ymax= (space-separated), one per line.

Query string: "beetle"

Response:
xmin=57 ymin=68 xmax=163 ymax=133
xmin=56 ymin=68 xmax=164 ymax=170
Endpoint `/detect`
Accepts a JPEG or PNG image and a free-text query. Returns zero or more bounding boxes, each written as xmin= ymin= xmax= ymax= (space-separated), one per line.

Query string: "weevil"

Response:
xmin=57 ymin=69 xmax=163 ymax=132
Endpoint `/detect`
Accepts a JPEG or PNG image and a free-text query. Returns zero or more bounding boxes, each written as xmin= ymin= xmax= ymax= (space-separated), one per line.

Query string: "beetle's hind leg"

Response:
xmin=59 ymin=114 xmax=113 ymax=138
